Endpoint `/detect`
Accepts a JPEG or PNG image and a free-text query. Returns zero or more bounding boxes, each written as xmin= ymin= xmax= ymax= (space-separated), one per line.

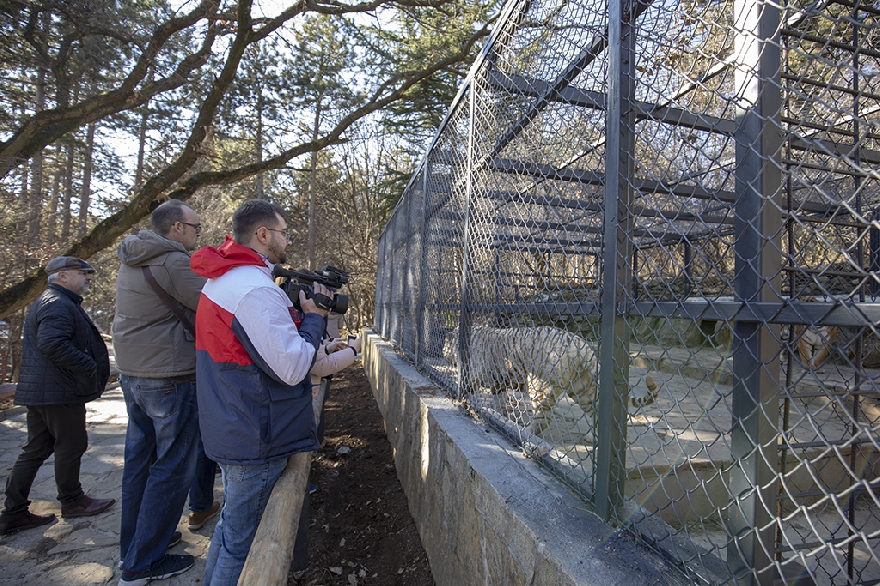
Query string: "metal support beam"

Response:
xmin=456 ymin=85 xmax=477 ymax=400
xmin=401 ymin=193 xmax=413 ymax=355
xmin=415 ymin=167 xmax=431 ymax=369
xmin=729 ymin=0 xmax=783 ymax=581
xmin=595 ymin=0 xmax=635 ymax=522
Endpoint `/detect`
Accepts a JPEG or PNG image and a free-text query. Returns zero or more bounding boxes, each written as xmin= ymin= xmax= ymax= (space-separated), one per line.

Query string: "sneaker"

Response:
xmin=309 ymin=483 xmax=318 ymax=495
xmin=117 ymin=533 xmax=184 ymax=569
xmin=118 ymin=554 xmax=194 ymax=586
xmin=187 ymin=500 xmax=220 ymax=531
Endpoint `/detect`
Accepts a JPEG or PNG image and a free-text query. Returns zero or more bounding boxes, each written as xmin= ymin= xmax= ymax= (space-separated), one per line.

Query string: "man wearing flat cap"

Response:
xmin=0 ymin=256 xmax=114 ymax=535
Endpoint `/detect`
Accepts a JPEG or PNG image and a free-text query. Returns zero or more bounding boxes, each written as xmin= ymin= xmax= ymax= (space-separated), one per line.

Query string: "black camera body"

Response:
xmin=272 ymin=264 xmax=349 ymax=314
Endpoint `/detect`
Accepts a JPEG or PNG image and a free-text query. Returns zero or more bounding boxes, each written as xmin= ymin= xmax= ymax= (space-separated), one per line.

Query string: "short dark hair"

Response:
xmin=151 ymin=199 xmax=189 ymax=236
xmin=233 ymin=199 xmax=286 ymax=244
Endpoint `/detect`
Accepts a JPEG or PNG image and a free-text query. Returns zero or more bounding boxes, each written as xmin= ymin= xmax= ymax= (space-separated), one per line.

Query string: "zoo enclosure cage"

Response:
xmin=373 ymin=0 xmax=880 ymax=583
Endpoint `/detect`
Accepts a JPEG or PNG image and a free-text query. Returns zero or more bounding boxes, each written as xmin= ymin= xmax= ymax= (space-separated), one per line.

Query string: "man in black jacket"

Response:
xmin=0 ymin=257 xmax=115 ymax=536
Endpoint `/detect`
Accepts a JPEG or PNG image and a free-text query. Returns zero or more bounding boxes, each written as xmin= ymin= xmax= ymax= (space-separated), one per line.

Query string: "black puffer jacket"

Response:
xmin=16 ymin=284 xmax=110 ymax=405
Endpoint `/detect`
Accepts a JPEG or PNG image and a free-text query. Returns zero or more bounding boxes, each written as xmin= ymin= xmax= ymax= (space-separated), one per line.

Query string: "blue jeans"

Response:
xmin=119 ymin=376 xmax=199 ymax=573
xmin=204 ymin=457 xmax=288 ymax=586
xmin=189 ymin=436 xmax=216 ymax=513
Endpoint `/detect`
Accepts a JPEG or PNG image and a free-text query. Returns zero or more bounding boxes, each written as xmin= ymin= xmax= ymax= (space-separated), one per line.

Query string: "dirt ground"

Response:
xmin=290 ymin=364 xmax=436 ymax=586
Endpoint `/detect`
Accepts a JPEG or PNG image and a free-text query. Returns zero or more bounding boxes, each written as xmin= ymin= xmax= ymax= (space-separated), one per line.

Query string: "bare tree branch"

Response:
xmin=0 ymin=0 xmax=220 ymax=178
xmin=0 ymin=2 xmax=492 ymax=319
xmin=166 ymin=16 xmax=492 ymax=195
xmin=0 ymin=0 xmax=256 ymax=318
xmin=0 ymin=0 xmax=464 ymax=179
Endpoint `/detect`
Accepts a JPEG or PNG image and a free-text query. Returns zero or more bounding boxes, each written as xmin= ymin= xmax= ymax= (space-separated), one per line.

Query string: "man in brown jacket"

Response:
xmin=112 ymin=200 xmax=218 ymax=585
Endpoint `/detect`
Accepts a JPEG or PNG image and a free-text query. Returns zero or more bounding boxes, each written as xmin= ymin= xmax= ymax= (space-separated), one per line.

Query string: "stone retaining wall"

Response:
xmin=362 ymin=329 xmax=685 ymax=586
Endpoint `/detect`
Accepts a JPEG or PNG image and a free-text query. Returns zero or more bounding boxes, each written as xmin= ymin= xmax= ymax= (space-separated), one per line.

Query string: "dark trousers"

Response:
xmin=291 ymin=377 xmax=328 ymax=573
xmin=291 ymin=485 xmax=310 ymax=572
xmin=3 ymin=404 xmax=88 ymax=517
xmin=189 ymin=435 xmax=217 ymax=513
xmin=316 ymin=378 xmax=331 ymax=445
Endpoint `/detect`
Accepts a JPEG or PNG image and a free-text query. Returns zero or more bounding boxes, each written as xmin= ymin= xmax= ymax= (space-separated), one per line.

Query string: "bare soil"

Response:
xmin=290 ymin=365 xmax=435 ymax=586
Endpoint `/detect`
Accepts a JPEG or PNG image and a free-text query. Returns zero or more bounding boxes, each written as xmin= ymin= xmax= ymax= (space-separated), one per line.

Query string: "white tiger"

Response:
xmin=444 ymin=326 xmax=656 ymax=432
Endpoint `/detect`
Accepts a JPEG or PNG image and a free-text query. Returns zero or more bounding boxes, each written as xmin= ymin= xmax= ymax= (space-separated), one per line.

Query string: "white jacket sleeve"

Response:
xmin=234 ymin=287 xmax=317 ymax=386
xmin=311 ymin=344 xmax=357 ymax=379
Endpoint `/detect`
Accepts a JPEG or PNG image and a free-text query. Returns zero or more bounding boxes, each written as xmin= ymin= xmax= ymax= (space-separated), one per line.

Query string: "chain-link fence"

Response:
xmin=373 ymin=0 xmax=880 ymax=583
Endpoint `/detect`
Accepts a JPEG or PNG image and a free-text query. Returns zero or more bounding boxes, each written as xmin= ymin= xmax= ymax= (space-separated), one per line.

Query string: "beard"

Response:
xmin=268 ymin=239 xmax=288 ymax=265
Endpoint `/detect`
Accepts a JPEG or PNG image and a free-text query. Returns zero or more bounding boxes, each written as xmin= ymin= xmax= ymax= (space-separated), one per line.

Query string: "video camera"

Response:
xmin=272 ymin=264 xmax=349 ymax=314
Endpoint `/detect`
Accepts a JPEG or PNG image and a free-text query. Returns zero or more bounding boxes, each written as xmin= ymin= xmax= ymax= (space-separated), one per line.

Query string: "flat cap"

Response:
xmin=45 ymin=256 xmax=96 ymax=275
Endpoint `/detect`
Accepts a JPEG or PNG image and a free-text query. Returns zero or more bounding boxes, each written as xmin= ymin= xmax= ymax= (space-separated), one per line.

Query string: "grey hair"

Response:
xmin=48 ymin=273 xmax=61 ymax=284
xmin=151 ymin=199 xmax=190 ymax=236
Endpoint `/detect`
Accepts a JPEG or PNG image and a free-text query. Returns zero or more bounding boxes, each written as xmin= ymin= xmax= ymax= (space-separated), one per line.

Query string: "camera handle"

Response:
xmin=310 ymin=292 xmax=334 ymax=311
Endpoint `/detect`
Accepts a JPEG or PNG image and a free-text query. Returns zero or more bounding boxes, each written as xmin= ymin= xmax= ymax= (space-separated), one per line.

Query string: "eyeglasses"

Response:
xmin=263 ymin=227 xmax=291 ymax=241
xmin=180 ymin=222 xmax=202 ymax=235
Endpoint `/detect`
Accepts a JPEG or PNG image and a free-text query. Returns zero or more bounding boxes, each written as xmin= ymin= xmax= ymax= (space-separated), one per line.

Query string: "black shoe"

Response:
xmin=0 ymin=512 xmax=56 ymax=536
xmin=167 ymin=530 xmax=182 ymax=548
xmin=61 ymin=495 xmax=115 ymax=518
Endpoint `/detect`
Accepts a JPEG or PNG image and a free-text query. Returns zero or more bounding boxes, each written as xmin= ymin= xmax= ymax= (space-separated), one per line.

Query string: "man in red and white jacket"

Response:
xmin=190 ymin=199 xmax=330 ymax=586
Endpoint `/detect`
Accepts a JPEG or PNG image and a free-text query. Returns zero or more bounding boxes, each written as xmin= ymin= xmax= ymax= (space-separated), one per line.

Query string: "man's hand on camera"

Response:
xmin=298 ymin=282 xmax=331 ymax=317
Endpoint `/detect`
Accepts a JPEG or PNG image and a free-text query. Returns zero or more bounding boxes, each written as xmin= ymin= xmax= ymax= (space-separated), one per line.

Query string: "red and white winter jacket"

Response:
xmin=191 ymin=236 xmax=325 ymax=464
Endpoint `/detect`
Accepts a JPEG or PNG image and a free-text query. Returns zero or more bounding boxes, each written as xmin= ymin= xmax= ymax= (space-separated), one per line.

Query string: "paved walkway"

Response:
xmin=0 ymin=381 xmax=221 ymax=585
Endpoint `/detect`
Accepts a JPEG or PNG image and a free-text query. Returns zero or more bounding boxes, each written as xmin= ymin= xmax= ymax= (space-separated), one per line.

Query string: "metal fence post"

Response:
xmin=400 ymin=192 xmax=412 ymax=355
xmin=415 ymin=166 xmax=431 ymax=370
xmin=384 ymin=217 xmax=395 ymax=341
xmin=374 ymin=234 xmax=385 ymax=335
xmin=729 ymin=0 xmax=783 ymax=581
xmin=595 ymin=0 xmax=636 ymax=522
xmin=456 ymin=83 xmax=477 ymax=399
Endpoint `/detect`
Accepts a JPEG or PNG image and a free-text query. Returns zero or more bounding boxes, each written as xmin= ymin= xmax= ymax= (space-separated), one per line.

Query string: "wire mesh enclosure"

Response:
xmin=373 ymin=0 xmax=880 ymax=583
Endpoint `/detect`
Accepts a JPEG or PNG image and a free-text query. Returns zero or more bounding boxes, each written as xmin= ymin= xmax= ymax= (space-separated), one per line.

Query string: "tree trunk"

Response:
xmin=255 ymin=88 xmax=264 ymax=199
xmin=61 ymin=139 xmax=75 ymax=245
xmin=134 ymin=107 xmax=148 ymax=192
xmin=78 ymin=121 xmax=96 ymax=238
xmin=17 ymin=156 xmax=28 ymax=235
xmin=60 ymin=84 xmax=79 ymax=245
xmin=27 ymin=147 xmax=44 ymax=249
xmin=26 ymin=15 xmax=48 ymax=253
xmin=7 ymin=310 xmax=24 ymax=383
xmin=307 ymin=96 xmax=323 ymax=271
xmin=46 ymin=149 xmax=62 ymax=242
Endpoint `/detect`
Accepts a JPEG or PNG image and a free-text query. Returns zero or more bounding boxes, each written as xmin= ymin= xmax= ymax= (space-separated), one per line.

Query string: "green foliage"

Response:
xmin=374 ymin=0 xmax=502 ymax=152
